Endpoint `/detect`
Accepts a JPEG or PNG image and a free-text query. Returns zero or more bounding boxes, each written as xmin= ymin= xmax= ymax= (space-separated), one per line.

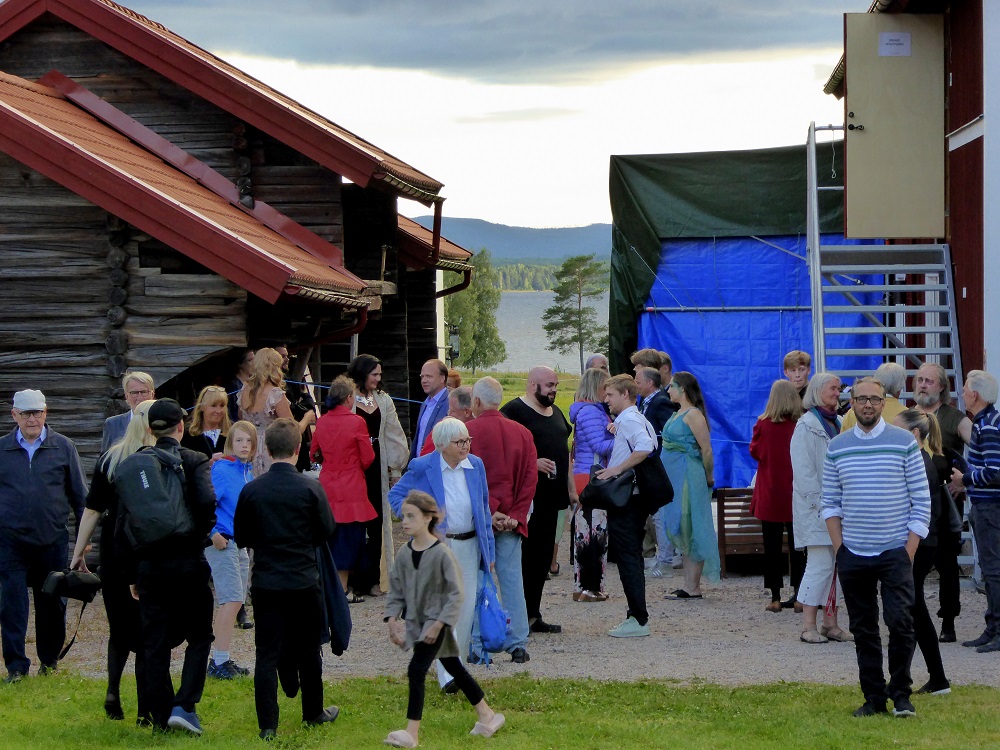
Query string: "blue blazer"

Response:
xmin=101 ymin=411 xmax=130 ymax=453
xmin=409 ymin=390 xmax=451 ymax=460
xmin=389 ymin=451 xmax=495 ymax=570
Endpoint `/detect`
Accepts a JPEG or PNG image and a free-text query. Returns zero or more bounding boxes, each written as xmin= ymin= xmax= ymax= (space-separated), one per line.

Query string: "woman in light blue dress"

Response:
xmin=660 ymin=371 xmax=720 ymax=598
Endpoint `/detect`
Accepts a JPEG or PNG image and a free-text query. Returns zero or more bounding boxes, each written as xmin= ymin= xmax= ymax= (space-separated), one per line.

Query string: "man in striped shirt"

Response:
xmin=822 ymin=377 xmax=931 ymax=719
xmin=948 ymin=370 xmax=1000 ymax=653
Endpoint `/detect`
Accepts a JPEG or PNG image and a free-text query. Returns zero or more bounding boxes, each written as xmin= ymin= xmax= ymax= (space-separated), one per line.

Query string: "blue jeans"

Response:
xmin=0 ymin=533 xmax=67 ymax=675
xmin=970 ymin=502 xmax=1000 ymax=637
xmin=471 ymin=531 xmax=529 ymax=658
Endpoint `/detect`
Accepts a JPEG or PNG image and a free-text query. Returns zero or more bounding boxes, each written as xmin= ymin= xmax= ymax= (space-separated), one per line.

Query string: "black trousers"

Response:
xmin=760 ymin=521 xmax=806 ymax=600
xmin=912 ymin=545 xmax=947 ymax=684
xmin=934 ymin=530 xmax=962 ymax=621
xmin=837 ymin=546 xmax=916 ymax=705
xmin=407 ymin=633 xmax=483 ymax=720
xmin=0 ymin=535 xmax=67 ymax=674
xmin=521 ymin=502 xmax=558 ymax=621
xmin=252 ymin=586 xmax=325 ymax=731
xmin=607 ymin=498 xmax=648 ymax=626
xmin=136 ymin=556 xmax=214 ymax=729
xmin=359 ymin=513 xmax=383 ymax=592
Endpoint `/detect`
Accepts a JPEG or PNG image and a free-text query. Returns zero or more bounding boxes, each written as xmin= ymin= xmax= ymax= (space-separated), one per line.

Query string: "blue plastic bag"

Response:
xmin=476 ymin=574 xmax=511 ymax=653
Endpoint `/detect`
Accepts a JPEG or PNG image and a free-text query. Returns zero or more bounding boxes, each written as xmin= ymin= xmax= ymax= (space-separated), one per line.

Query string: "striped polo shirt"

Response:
xmin=821 ymin=418 xmax=931 ymax=556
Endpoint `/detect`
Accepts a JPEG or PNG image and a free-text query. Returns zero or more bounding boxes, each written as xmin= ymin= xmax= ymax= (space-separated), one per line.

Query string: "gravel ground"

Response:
xmin=52 ymin=538 xmax=1000 ymax=690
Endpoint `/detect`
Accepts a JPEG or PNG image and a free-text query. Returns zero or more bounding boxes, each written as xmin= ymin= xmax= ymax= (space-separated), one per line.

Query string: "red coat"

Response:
xmin=749 ymin=417 xmax=796 ymax=523
xmin=467 ymin=410 xmax=538 ymax=538
xmin=311 ymin=405 xmax=376 ymax=524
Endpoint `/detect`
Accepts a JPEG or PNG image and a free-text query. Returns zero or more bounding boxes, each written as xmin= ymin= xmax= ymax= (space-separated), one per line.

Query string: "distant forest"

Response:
xmin=494 ymin=261 xmax=559 ymax=291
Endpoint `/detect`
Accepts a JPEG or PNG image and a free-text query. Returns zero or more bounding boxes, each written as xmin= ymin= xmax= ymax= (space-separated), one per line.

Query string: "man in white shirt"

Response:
xmin=596 ymin=375 xmax=656 ymax=638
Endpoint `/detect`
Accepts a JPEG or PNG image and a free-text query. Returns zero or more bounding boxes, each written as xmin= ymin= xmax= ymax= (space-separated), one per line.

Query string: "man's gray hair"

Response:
xmin=122 ymin=370 xmax=154 ymax=392
xmin=917 ymin=362 xmax=952 ymax=406
xmin=802 ymin=372 xmax=840 ymax=410
xmin=472 ymin=377 xmax=503 ymax=408
xmin=873 ymin=362 xmax=906 ymax=397
xmin=432 ymin=416 xmax=470 ymax=451
xmin=585 ymin=354 xmax=608 ymax=370
xmin=451 ymin=386 xmax=473 ymax=411
xmin=967 ymin=370 xmax=999 ymax=405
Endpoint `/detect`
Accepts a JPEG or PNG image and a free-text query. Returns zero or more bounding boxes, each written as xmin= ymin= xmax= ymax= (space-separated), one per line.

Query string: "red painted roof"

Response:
xmin=397 ymin=215 xmax=473 ymax=268
xmin=0 ymin=0 xmax=444 ymax=202
xmin=0 ymin=71 xmax=367 ymax=304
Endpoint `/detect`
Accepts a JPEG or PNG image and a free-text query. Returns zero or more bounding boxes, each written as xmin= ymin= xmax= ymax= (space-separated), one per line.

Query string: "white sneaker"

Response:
xmin=608 ymin=616 xmax=650 ymax=638
xmin=670 ymin=554 xmax=684 ymax=569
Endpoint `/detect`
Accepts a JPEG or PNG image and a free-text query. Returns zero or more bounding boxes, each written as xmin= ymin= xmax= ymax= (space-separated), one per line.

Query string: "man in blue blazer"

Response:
xmin=100 ymin=371 xmax=155 ymax=452
xmin=389 ymin=417 xmax=495 ymax=687
xmin=409 ymin=359 xmax=451 ymax=461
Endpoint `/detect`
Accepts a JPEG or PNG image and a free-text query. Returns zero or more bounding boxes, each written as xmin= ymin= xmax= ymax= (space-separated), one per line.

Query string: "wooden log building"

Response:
xmin=0 ymin=0 xmax=472 ymax=471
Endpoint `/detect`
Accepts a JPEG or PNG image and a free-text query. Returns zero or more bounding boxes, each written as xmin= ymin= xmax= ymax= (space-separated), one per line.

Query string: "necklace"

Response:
xmin=355 ymin=391 xmax=375 ymax=408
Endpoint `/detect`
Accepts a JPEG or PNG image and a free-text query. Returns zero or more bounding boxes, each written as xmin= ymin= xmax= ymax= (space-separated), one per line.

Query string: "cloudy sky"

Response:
xmin=124 ymin=0 xmax=861 ymax=227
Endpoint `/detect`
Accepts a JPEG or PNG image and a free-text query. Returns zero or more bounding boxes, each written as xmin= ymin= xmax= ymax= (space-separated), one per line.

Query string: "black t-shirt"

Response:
xmin=500 ymin=397 xmax=571 ymax=510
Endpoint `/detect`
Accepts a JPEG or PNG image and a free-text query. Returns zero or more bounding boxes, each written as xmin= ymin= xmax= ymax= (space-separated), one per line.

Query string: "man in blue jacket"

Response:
xmin=410 ymin=359 xmax=451 ymax=461
xmin=0 ymin=389 xmax=87 ymax=684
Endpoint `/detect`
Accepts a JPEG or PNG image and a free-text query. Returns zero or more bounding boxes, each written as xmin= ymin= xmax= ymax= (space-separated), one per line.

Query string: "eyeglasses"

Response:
xmin=853 ymin=396 xmax=884 ymax=405
xmin=450 ymin=438 xmax=472 ymax=448
xmin=14 ymin=409 xmax=44 ymax=419
xmin=127 ymin=389 xmax=153 ymax=398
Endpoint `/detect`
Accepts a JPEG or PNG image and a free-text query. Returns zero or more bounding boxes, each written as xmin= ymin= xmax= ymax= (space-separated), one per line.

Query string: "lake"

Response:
xmin=493 ymin=291 xmax=609 ymax=373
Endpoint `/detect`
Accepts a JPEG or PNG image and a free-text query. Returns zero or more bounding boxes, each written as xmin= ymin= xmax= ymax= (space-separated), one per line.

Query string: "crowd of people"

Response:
xmin=2 ymin=342 xmax=999 ymax=738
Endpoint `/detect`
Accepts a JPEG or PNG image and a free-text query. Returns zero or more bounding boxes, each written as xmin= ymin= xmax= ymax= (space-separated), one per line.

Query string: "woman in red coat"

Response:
xmin=311 ymin=375 xmax=376 ymax=601
xmin=750 ymin=379 xmax=806 ymax=613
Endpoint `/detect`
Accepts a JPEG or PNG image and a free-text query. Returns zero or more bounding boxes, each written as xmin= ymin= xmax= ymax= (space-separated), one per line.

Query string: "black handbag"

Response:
xmin=634 ymin=455 xmax=673 ymax=514
xmin=580 ymin=465 xmax=634 ymax=510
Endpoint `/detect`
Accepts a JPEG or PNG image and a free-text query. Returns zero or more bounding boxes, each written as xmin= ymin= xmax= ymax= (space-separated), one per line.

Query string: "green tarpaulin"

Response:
xmin=608 ymin=142 xmax=844 ymax=373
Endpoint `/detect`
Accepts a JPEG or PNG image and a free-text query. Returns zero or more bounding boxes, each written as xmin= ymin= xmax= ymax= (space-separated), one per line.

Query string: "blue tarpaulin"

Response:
xmin=637 ymin=234 xmax=883 ymax=488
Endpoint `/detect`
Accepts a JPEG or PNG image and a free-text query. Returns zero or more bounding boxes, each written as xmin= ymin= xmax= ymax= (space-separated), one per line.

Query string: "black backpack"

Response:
xmin=115 ymin=447 xmax=193 ymax=550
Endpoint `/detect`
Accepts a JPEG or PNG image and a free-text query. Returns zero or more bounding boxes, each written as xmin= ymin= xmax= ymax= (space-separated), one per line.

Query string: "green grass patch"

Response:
xmin=456 ymin=370 xmax=580 ymax=416
xmin=4 ymin=673 xmax=999 ymax=749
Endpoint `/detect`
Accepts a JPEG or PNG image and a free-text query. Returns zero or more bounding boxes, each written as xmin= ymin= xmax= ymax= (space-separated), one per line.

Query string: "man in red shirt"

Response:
xmin=466 ymin=377 xmax=537 ymax=664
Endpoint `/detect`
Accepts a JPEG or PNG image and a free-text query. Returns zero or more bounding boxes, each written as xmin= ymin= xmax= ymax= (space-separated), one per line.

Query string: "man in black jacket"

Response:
xmin=636 ymin=368 xmax=680 ymax=574
xmin=234 ymin=418 xmax=338 ymax=741
xmin=128 ymin=398 xmax=216 ymax=734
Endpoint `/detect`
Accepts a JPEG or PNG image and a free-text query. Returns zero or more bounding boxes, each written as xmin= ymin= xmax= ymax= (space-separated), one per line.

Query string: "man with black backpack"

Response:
xmin=117 ymin=398 xmax=216 ymax=734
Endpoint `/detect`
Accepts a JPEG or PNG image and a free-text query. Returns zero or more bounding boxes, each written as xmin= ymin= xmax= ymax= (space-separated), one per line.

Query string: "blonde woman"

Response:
xmin=183 ymin=385 xmax=231 ymax=464
xmin=239 ymin=347 xmax=315 ymax=475
xmin=750 ymin=380 xmax=805 ymax=612
xmin=70 ymin=400 xmax=156 ymax=723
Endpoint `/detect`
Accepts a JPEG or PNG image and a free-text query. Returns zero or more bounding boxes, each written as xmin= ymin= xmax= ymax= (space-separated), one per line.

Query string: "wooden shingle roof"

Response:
xmin=0 ymin=71 xmax=368 ymax=305
xmin=0 ymin=0 xmax=444 ymax=202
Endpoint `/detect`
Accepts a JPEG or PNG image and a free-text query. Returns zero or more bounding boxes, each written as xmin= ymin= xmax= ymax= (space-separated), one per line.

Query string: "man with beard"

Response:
xmin=822 ymin=378 xmax=930 ymax=718
xmin=500 ymin=366 xmax=575 ymax=634
xmin=913 ymin=361 xmax=971 ymax=642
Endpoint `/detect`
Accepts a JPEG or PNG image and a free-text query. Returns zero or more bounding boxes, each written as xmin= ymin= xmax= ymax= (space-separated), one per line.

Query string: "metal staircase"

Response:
xmin=806 ymin=123 xmax=964 ymax=404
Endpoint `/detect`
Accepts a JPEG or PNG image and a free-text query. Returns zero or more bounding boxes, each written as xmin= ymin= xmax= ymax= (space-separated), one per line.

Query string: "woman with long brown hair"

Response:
xmin=660 ymin=371 xmax=719 ymax=599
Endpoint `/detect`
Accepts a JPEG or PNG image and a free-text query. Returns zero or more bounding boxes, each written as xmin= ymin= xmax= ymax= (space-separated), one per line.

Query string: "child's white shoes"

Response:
xmin=470 ymin=713 xmax=505 ymax=738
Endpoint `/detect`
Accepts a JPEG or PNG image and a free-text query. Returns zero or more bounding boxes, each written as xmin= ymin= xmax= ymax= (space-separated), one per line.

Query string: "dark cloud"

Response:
xmin=126 ymin=0 xmax=857 ymax=83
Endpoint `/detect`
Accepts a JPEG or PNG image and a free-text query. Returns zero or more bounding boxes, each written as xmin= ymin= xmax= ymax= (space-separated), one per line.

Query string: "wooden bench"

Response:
xmin=715 ymin=487 xmax=788 ymax=578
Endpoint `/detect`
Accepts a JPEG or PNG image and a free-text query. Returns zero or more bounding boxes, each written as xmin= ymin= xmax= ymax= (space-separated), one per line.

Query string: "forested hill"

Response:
xmin=412 ymin=216 xmax=611 ymax=261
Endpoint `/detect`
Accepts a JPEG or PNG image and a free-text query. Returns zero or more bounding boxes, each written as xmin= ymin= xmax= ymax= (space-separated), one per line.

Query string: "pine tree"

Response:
xmin=542 ymin=254 xmax=609 ymax=373
xmin=444 ymin=249 xmax=506 ymax=373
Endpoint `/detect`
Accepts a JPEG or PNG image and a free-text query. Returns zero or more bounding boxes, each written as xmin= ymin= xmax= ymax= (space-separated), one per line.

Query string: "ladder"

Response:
xmin=805 ymin=123 xmax=965 ymax=405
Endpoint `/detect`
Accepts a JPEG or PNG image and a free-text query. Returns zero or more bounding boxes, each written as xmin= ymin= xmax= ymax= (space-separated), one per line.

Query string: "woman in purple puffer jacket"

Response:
xmin=569 ymin=368 xmax=615 ymax=602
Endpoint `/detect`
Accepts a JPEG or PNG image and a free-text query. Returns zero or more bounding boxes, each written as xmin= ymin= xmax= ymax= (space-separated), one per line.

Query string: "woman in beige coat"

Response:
xmin=791 ymin=372 xmax=852 ymax=644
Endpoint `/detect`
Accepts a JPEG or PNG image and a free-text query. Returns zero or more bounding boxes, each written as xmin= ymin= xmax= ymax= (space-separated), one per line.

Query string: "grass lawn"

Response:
xmin=5 ymin=673 xmax=998 ymax=749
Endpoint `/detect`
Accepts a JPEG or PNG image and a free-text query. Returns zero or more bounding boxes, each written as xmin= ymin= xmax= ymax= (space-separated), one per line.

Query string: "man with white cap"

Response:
xmin=0 ymin=389 xmax=88 ymax=683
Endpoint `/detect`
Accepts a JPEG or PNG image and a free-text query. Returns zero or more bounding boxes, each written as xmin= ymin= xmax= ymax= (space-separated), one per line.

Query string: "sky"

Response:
xmin=122 ymin=1 xmax=862 ymax=228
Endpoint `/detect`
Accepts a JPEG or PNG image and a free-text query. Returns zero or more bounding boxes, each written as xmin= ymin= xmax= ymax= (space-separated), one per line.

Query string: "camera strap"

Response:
xmin=58 ymin=600 xmax=90 ymax=661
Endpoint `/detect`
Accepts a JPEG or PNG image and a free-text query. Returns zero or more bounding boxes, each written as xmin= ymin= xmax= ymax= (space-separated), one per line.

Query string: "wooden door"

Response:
xmin=845 ymin=13 xmax=945 ymax=239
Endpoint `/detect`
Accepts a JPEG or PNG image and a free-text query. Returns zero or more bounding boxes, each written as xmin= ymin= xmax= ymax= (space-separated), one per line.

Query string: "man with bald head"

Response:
xmin=467 ymin=377 xmax=537 ymax=662
xmin=500 ymin=367 xmax=575 ymax=634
